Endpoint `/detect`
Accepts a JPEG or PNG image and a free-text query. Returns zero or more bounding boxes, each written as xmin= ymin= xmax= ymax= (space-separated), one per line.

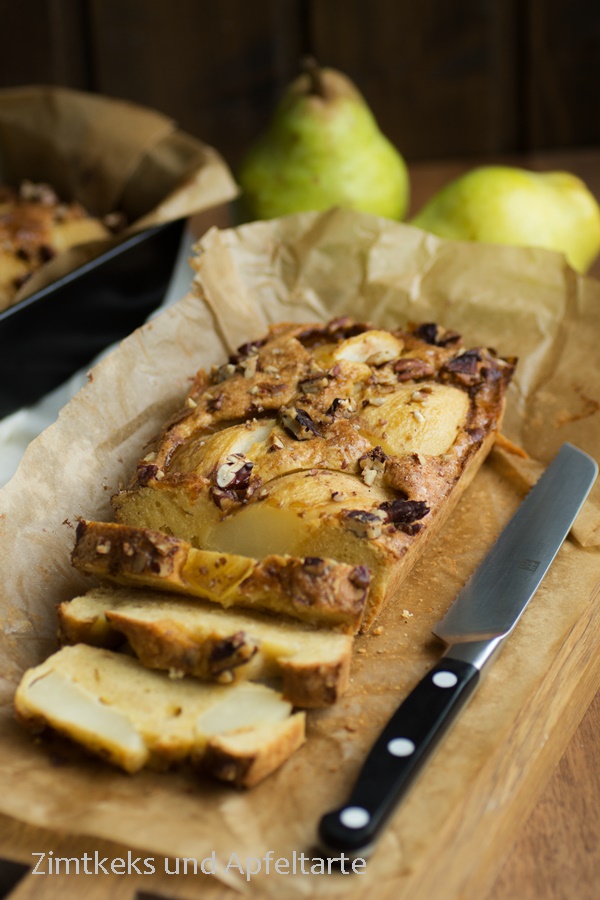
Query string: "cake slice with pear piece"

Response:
xmin=57 ymin=585 xmax=353 ymax=707
xmin=15 ymin=644 xmax=305 ymax=787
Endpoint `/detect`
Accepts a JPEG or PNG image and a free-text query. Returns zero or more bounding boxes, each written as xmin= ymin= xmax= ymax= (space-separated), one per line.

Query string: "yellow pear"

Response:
xmin=410 ymin=166 xmax=600 ymax=273
xmin=238 ymin=61 xmax=409 ymax=221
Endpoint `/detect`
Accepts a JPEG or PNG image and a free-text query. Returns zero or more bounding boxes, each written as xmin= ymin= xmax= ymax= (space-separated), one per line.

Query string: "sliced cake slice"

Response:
xmin=71 ymin=520 xmax=369 ymax=633
xmin=14 ymin=644 xmax=305 ymax=787
xmin=57 ymin=586 xmax=353 ymax=707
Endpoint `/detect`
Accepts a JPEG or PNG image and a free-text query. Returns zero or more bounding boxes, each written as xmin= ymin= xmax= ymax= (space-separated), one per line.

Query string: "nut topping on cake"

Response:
xmin=343 ymin=509 xmax=388 ymax=539
xmin=280 ymin=406 xmax=322 ymax=440
xmin=216 ymin=454 xmax=254 ymax=489
xmin=358 ymin=446 xmax=389 ymax=486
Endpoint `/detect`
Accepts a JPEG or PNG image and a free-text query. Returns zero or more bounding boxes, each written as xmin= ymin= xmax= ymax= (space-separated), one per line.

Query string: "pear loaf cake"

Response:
xmin=0 ymin=180 xmax=113 ymax=310
xmin=108 ymin=317 xmax=515 ymax=631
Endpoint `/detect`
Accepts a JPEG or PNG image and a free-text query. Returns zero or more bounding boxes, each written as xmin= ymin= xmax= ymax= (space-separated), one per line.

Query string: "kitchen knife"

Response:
xmin=318 ymin=442 xmax=598 ymax=856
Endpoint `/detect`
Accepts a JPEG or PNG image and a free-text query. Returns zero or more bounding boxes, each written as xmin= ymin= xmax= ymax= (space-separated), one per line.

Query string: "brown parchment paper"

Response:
xmin=0 ymin=85 xmax=238 ymax=309
xmin=0 ymin=208 xmax=599 ymax=898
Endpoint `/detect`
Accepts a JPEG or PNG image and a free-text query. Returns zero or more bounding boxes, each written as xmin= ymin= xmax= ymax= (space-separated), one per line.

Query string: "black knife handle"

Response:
xmin=318 ymin=657 xmax=480 ymax=855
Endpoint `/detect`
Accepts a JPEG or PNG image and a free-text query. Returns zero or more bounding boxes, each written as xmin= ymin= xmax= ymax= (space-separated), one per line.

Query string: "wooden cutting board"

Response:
xmin=1 ymin=459 xmax=599 ymax=900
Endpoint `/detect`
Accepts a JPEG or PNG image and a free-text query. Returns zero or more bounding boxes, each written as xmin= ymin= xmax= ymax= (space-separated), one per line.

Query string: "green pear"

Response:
xmin=238 ymin=61 xmax=409 ymax=221
xmin=410 ymin=166 xmax=600 ymax=274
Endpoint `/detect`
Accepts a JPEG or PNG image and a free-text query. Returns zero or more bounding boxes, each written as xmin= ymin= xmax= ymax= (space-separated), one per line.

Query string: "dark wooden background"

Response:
xmin=1 ymin=4 xmax=600 ymax=899
xmin=0 ymin=0 xmax=599 ymax=175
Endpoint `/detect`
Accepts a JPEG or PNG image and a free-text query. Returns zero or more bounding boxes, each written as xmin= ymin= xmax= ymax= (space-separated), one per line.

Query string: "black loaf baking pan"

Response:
xmin=0 ymin=85 xmax=238 ymax=419
xmin=0 ymin=218 xmax=185 ymax=418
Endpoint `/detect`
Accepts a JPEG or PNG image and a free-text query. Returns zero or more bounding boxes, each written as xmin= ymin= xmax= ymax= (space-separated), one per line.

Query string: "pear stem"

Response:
xmin=302 ymin=56 xmax=326 ymax=97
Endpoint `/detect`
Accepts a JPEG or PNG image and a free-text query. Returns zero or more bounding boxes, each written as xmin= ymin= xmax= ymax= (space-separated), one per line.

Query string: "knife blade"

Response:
xmin=318 ymin=442 xmax=597 ymax=857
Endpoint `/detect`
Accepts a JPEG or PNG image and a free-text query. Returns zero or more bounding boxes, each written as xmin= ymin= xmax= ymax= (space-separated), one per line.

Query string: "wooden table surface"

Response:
xmin=410 ymin=149 xmax=600 ymax=900
xmin=0 ymin=149 xmax=598 ymax=900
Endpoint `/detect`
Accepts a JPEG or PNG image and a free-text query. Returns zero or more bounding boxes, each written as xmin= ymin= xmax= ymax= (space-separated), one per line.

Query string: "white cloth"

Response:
xmin=0 ymin=223 xmax=196 ymax=488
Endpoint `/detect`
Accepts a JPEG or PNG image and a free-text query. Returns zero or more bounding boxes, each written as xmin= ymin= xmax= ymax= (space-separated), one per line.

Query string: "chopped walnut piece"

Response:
xmin=440 ymin=349 xmax=517 ymax=389
xmin=412 ymin=322 xmax=461 ymax=347
xmin=297 ymin=318 xmax=370 ymax=349
xmin=268 ymin=433 xmax=284 ymax=451
xmin=216 ymin=453 xmax=254 ymax=489
xmin=394 ymin=358 xmax=435 ymax=381
xmin=343 ymin=509 xmax=387 ymax=539
xmin=358 ymin=446 xmax=388 ymax=486
xmin=362 ymin=469 xmax=377 ymax=487
xmin=210 ymin=487 xmax=239 ymax=511
xmin=327 ymin=397 xmax=357 ymax=418
xmin=209 ymin=632 xmax=258 ymax=677
xmin=349 ymin=565 xmax=371 ymax=590
xmin=207 ymin=393 xmax=224 ymax=412
xmin=212 ymin=362 xmax=237 ymax=383
xmin=228 ymin=337 xmax=267 ymax=365
xmin=136 ymin=463 xmax=159 ymax=485
xmin=302 ymin=556 xmax=327 ymax=574
xmin=299 ymin=373 xmax=330 ymax=394
xmin=210 ymin=453 xmax=255 ymax=509
xmin=445 ymin=350 xmax=481 ymax=374
xmin=331 ymin=491 xmax=348 ymax=502
xmin=359 ymin=446 xmax=388 ymax=468
xmin=279 ymin=407 xmax=322 ymax=440
xmin=241 ymin=355 xmax=258 ymax=379
xmin=379 ymin=498 xmax=430 ymax=529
